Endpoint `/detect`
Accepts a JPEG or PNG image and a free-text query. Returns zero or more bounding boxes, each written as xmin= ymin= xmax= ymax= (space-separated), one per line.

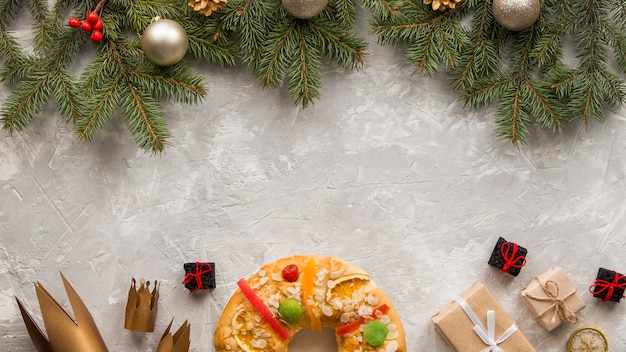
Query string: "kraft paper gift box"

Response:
xmin=432 ymin=282 xmax=536 ymax=352
xmin=520 ymin=267 xmax=585 ymax=331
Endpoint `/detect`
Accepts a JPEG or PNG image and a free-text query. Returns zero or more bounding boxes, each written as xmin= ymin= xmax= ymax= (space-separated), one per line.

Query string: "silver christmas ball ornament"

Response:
xmin=282 ymin=0 xmax=329 ymax=20
xmin=493 ymin=0 xmax=541 ymax=31
xmin=141 ymin=18 xmax=189 ymax=66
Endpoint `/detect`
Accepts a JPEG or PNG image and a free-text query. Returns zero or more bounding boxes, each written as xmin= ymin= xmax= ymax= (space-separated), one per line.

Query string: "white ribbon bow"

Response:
xmin=454 ymin=297 xmax=518 ymax=352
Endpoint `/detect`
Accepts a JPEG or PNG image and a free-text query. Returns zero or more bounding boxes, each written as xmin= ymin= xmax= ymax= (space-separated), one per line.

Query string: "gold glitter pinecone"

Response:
xmin=188 ymin=0 xmax=228 ymax=16
xmin=423 ymin=0 xmax=462 ymax=11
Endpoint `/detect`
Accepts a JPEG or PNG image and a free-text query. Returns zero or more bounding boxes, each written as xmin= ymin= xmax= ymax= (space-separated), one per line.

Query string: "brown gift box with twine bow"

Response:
xmin=520 ymin=266 xmax=585 ymax=331
xmin=432 ymin=282 xmax=536 ymax=352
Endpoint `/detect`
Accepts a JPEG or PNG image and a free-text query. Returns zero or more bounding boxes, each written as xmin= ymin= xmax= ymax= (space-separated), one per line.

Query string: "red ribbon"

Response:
xmin=182 ymin=262 xmax=213 ymax=293
xmin=500 ymin=242 xmax=526 ymax=273
xmin=589 ymin=270 xmax=626 ymax=302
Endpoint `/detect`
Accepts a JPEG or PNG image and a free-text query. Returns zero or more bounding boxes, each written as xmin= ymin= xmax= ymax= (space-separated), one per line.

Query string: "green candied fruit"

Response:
xmin=363 ymin=320 xmax=389 ymax=347
xmin=278 ymin=298 xmax=303 ymax=324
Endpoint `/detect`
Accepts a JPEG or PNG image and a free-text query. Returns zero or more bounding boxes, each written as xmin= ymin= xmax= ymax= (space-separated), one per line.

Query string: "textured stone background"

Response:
xmin=2 ymin=4 xmax=626 ymax=352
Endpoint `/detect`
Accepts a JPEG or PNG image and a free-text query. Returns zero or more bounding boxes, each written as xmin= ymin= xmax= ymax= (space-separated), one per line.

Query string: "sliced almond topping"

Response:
xmin=250 ymin=339 xmax=267 ymax=348
xmin=340 ymin=312 xmax=352 ymax=323
xmin=321 ymin=305 xmax=333 ymax=317
xmin=366 ymin=294 xmax=379 ymax=306
xmin=357 ymin=305 xmax=372 ymax=316
xmin=329 ymin=269 xmax=344 ymax=279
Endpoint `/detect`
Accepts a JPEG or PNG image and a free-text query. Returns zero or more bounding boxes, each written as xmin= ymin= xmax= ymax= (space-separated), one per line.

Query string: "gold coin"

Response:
xmin=567 ymin=327 xmax=608 ymax=352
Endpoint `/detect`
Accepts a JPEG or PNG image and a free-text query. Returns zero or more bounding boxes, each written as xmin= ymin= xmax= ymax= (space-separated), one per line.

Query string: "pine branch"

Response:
xmin=226 ymin=0 xmax=366 ymax=106
xmin=465 ymin=21 xmax=564 ymax=145
xmin=185 ymin=31 xmax=237 ymax=66
xmin=258 ymin=19 xmax=297 ymax=88
xmin=451 ymin=0 xmax=499 ymax=89
xmin=0 ymin=29 xmax=26 ymax=67
xmin=289 ymin=24 xmax=322 ymax=107
xmin=1 ymin=17 xmax=83 ymax=132
xmin=360 ymin=0 xmax=402 ymax=20
xmin=120 ymin=80 xmax=170 ymax=153
xmin=495 ymin=86 xmax=531 ymax=145
xmin=126 ymin=0 xmax=180 ymax=32
xmin=129 ymin=65 xmax=206 ymax=104
xmin=308 ymin=20 xmax=366 ymax=69
xmin=1 ymin=73 xmax=51 ymax=132
xmin=218 ymin=0 xmax=272 ymax=70
xmin=325 ymin=0 xmax=358 ymax=27
xmin=28 ymin=0 xmax=51 ymax=52
xmin=0 ymin=0 xmax=22 ymax=29
xmin=545 ymin=0 xmax=626 ymax=123
xmin=1 ymin=0 xmax=230 ymax=153
xmin=371 ymin=1 xmax=468 ymax=74
xmin=370 ymin=0 xmax=624 ymax=145
xmin=52 ymin=68 xmax=84 ymax=123
xmin=0 ymin=56 xmax=43 ymax=83
xmin=76 ymin=78 xmax=120 ymax=142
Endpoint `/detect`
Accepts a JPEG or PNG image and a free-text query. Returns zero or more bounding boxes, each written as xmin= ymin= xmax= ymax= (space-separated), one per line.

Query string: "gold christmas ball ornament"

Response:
xmin=188 ymin=0 xmax=228 ymax=16
xmin=492 ymin=0 xmax=541 ymax=31
xmin=282 ymin=0 xmax=329 ymax=20
xmin=423 ymin=0 xmax=462 ymax=11
xmin=141 ymin=18 xmax=189 ymax=66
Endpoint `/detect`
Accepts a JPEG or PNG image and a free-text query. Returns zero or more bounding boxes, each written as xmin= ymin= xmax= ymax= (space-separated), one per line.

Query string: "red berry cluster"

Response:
xmin=68 ymin=12 xmax=103 ymax=43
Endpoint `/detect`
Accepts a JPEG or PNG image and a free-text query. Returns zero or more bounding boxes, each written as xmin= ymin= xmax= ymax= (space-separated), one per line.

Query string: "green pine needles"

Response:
xmin=1 ymin=0 xmax=625 ymax=151
xmin=215 ymin=0 xmax=367 ymax=107
xmin=368 ymin=0 xmax=626 ymax=146
xmin=0 ymin=0 xmax=236 ymax=153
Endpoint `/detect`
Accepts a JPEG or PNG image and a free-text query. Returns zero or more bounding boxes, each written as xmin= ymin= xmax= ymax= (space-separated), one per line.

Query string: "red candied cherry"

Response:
xmin=80 ymin=21 xmax=92 ymax=32
xmin=282 ymin=264 xmax=299 ymax=282
xmin=68 ymin=17 xmax=80 ymax=28
xmin=86 ymin=11 xmax=99 ymax=24
xmin=93 ymin=19 xmax=103 ymax=31
xmin=90 ymin=30 xmax=103 ymax=43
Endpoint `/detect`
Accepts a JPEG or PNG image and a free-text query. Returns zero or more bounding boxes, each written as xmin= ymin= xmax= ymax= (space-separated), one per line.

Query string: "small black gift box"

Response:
xmin=590 ymin=267 xmax=626 ymax=302
xmin=487 ymin=237 xmax=527 ymax=276
xmin=183 ymin=262 xmax=216 ymax=293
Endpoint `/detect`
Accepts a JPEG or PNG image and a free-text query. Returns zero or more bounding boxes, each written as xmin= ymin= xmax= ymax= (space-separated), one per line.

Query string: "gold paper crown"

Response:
xmin=157 ymin=319 xmax=191 ymax=352
xmin=15 ymin=272 xmax=109 ymax=352
xmin=124 ymin=278 xmax=159 ymax=332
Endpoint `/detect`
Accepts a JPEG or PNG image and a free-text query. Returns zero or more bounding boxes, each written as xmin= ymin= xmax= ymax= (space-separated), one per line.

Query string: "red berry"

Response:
xmin=90 ymin=30 xmax=103 ymax=43
xmin=80 ymin=21 xmax=92 ymax=32
xmin=86 ymin=11 xmax=99 ymax=24
xmin=93 ymin=19 xmax=103 ymax=31
xmin=282 ymin=264 xmax=299 ymax=282
xmin=68 ymin=17 xmax=80 ymax=28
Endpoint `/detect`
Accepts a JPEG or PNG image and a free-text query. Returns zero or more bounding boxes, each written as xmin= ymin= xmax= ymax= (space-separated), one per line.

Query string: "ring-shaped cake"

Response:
xmin=214 ymin=255 xmax=406 ymax=352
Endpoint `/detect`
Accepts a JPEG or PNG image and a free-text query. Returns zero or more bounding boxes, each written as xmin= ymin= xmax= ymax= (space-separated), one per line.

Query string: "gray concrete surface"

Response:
xmin=2 ymin=6 xmax=626 ymax=352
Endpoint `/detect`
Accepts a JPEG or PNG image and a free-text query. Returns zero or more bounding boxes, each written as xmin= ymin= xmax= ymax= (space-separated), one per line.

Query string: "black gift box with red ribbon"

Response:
xmin=590 ymin=267 xmax=626 ymax=302
xmin=488 ymin=237 xmax=527 ymax=277
xmin=183 ymin=262 xmax=216 ymax=293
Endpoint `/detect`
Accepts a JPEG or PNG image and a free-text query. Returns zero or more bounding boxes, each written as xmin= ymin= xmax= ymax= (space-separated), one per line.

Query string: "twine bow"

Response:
xmin=589 ymin=270 xmax=626 ymax=302
xmin=500 ymin=242 xmax=526 ymax=273
xmin=182 ymin=262 xmax=213 ymax=293
xmin=454 ymin=297 xmax=518 ymax=352
xmin=524 ymin=279 xmax=579 ymax=325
